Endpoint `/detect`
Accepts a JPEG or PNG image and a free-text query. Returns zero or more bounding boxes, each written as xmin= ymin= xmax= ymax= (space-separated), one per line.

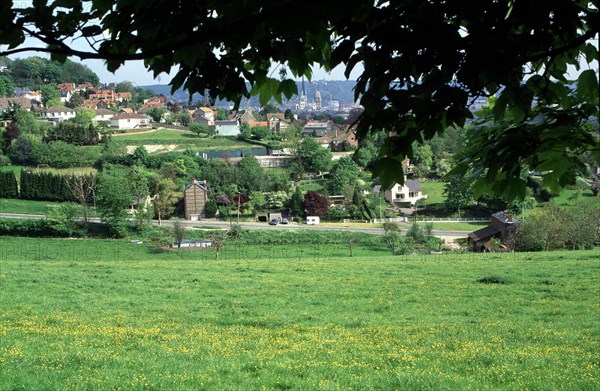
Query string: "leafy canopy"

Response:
xmin=1 ymin=0 xmax=597 ymax=199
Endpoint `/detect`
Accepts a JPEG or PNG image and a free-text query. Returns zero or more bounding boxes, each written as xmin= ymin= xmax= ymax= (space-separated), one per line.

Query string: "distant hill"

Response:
xmin=140 ymin=80 xmax=358 ymax=107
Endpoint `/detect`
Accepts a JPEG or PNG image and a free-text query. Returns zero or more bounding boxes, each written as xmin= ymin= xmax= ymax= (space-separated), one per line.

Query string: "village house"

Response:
xmin=89 ymin=89 xmax=116 ymax=101
xmin=196 ymin=106 xmax=216 ymax=122
xmin=301 ymin=120 xmax=331 ymax=137
xmin=214 ymin=119 xmax=241 ymax=136
xmin=228 ymin=109 xmax=257 ymax=123
xmin=0 ymin=97 xmax=42 ymax=113
xmin=372 ymin=177 xmax=427 ymax=207
xmin=266 ymin=112 xmax=291 ymax=133
xmin=39 ymin=106 xmax=76 ymax=123
xmin=115 ymin=92 xmax=132 ymax=102
xmin=83 ymin=99 xmax=110 ymax=110
xmin=184 ymin=179 xmax=208 ymax=220
xmin=110 ymin=112 xmax=150 ymax=129
xmin=59 ymin=90 xmax=72 ymax=104
xmin=93 ymin=108 xmax=115 ymax=123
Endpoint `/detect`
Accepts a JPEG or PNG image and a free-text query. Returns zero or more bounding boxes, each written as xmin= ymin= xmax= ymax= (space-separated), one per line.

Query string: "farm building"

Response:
xmin=184 ymin=180 xmax=208 ymax=220
xmin=468 ymin=211 xmax=519 ymax=251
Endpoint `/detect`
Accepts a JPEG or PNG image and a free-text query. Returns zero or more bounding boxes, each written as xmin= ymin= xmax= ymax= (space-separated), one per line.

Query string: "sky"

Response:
xmin=78 ymin=59 xmax=362 ymax=87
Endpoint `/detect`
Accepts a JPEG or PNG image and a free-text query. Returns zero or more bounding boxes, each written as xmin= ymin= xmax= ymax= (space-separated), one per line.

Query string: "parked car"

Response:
xmin=281 ymin=218 xmax=289 ymax=224
xmin=268 ymin=219 xmax=279 ymax=225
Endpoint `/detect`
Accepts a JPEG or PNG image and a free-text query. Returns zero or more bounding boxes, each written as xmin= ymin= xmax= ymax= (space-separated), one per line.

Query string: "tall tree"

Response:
xmin=148 ymin=176 xmax=179 ymax=226
xmin=2 ymin=1 xmax=597 ymax=198
xmin=329 ymin=156 xmax=361 ymax=195
xmin=236 ymin=153 xmax=264 ymax=193
xmin=40 ymin=84 xmax=60 ymax=107
xmin=444 ymin=176 xmax=474 ymax=219
xmin=297 ymin=137 xmax=333 ymax=176
xmin=96 ymin=168 xmax=133 ymax=237
xmin=0 ymin=76 xmax=15 ymax=97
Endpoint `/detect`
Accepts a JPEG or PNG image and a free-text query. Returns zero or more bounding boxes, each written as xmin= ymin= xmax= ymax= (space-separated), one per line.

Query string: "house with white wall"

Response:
xmin=39 ymin=106 xmax=76 ymax=123
xmin=110 ymin=112 xmax=150 ymax=129
xmin=93 ymin=108 xmax=115 ymax=123
xmin=372 ymin=177 xmax=427 ymax=207
xmin=214 ymin=120 xmax=240 ymax=136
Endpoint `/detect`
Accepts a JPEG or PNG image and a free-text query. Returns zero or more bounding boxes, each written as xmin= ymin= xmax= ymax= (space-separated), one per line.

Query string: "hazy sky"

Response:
xmin=79 ymin=59 xmax=362 ymax=87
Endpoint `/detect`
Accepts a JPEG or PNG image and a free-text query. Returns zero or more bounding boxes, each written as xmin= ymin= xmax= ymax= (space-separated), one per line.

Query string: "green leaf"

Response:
xmin=277 ymin=79 xmax=298 ymax=100
xmin=371 ymin=157 xmax=405 ymax=189
xmin=576 ymin=70 xmax=599 ymax=103
xmin=252 ymin=77 xmax=280 ymax=106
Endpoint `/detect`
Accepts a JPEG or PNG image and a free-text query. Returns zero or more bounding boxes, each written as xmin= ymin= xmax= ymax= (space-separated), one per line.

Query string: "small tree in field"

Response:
xmin=190 ymin=123 xmax=209 ymax=136
xmin=65 ymin=174 xmax=97 ymax=228
xmin=381 ymin=231 xmax=401 ymax=255
xmin=208 ymin=231 xmax=227 ymax=260
xmin=347 ymin=234 xmax=360 ymax=257
xmin=172 ymin=220 xmax=186 ymax=253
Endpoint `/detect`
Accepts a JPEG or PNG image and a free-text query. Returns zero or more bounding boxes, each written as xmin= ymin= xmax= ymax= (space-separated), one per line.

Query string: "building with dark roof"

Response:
xmin=468 ymin=211 xmax=519 ymax=251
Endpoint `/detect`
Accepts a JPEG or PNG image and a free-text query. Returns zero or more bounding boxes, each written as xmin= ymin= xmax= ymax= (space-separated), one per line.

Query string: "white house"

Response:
xmin=110 ymin=112 xmax=150 ymax=129
xmin=39 ymin=106 xmax=76 ymax=123
xmin=214 ymin=120 xmax=240 ymax=136
xmin=93 ymin=108 xmax=115 ymax=123
xmin=372 ymin=177 xmax=427 ymax=207
xmin=59 ymin=90 xmax=72 ymax=104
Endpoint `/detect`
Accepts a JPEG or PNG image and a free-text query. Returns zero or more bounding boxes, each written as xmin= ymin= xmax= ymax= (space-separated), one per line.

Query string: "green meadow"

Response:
xmin=111 ymin=130 xmax=255 ymax=149
xmin=0 ymin=237 xmax=598 ymax=390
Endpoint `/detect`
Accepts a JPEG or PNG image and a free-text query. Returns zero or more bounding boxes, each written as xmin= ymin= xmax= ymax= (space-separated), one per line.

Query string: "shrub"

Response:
xmin=477 ymin=276 xmax=510 ymax=284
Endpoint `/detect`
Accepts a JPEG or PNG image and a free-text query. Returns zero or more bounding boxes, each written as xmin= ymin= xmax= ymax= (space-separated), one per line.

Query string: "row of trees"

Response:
xmin=0 ymin=170 xmax=98 ymax=203
xmin=514 ymin=201 xmax=600 ymax=252
xmin=0 ymin=171 xmax=17 ymax=198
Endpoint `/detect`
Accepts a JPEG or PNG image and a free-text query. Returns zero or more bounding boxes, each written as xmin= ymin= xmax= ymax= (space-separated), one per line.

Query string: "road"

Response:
xmin=0 ymin=213 xmax=470 ymax=240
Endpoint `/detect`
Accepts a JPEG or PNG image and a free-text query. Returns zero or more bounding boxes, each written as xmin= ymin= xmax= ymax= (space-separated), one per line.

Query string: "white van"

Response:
xmin=306 ymin=216 xmax=320 ymax=225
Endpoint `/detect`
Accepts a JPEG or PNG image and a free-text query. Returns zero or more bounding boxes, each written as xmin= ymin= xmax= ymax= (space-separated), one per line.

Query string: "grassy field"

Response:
xmin=1 ymin=237 xmax=598 ymax=390
xmin=111 ymin=130 xmax=256 ymax=150
xmin=0 ymin=199 xmax=89 ymax=215
xmin=551 ymin=188 xmax=596 ymax=207
xmin=415 ymin=221 xmax=488 ymax=231
xmin=420 ymin=181 xmax=446 ymax=205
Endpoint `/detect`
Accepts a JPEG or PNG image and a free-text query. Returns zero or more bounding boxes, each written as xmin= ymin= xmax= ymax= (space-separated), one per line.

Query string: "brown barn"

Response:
xmin=184 ymin=180 xmax=208 ymax=220
xmin=468 ymin=211 xmax=519 ymax=251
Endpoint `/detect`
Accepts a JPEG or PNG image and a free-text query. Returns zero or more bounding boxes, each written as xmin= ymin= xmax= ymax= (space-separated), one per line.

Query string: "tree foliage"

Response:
xmin=1 ymin=1 xmax=597 ymax=198
xmin=303 ymin=190 xmax=328 ymax=218
xmin=297 ymin=137 xmax=333 ymax=175
xmin=329 ymin=156 xmax=361 ymax=195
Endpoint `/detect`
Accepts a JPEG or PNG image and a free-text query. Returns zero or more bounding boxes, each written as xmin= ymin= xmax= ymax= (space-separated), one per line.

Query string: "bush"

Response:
xmin=0 ymin=154 xmax=11 ymax=167
xmin=326 ymin=206 xmax=348 ymax=221
xmin=477 ymin=276 xmax=510 ymax=284
xmin=0 ymin=218 xmax=84 ymax=237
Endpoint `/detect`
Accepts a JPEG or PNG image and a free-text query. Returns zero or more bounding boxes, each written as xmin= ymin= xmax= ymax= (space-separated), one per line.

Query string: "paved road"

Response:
xmin=0 ymin=213 xmax=470 ymax=239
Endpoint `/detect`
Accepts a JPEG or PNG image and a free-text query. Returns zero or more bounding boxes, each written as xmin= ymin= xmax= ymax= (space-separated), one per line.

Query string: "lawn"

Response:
xmin=1 ymin=237 xmax=598 ymax=390
xmin=112 ymin=129 xmax=256 ymax=150
xmin=550 ymin=188 xmax=596 ymax=208
xmin=415 ymin=221 xmax=488 ymax=231
xmin=419 ymin=181 xmax=446 ymax=205
xmin=0 ymin=199 xmax=92 ymax=216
